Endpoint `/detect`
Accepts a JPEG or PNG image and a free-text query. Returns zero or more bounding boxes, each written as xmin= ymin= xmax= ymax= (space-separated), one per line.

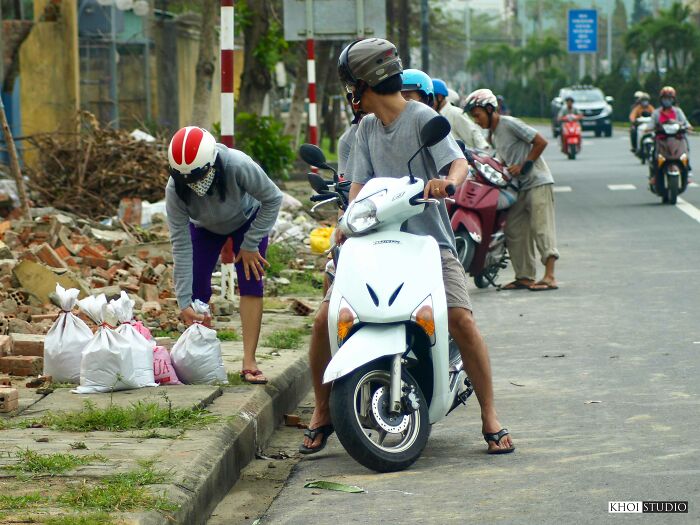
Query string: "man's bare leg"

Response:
xmin=303 ymin=302 xmax=333 ymax=450
xmin=448 ymin=307 xmax=513 ymax=452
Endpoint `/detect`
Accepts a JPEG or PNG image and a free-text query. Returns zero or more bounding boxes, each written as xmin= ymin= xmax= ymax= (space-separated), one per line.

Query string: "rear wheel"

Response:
xmin=667 ymin=175 xmax=679 ymax=205
xmin=454 ymin=229 xmax=477 ymax=275
xmin=595 ymin=129 xmax=602 ymax=138
xmin=330 ymin=362 xmax=431 ymax=473
xmin=568 ymin=144 xmax=576 ymax=160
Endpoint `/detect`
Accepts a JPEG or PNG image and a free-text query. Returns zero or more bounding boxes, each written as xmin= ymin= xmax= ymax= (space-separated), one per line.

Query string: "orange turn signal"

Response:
xmin=337 ymin=307 xmax=355 ymax=343
xmin=414 ymin=305 xmax=435 ymax=337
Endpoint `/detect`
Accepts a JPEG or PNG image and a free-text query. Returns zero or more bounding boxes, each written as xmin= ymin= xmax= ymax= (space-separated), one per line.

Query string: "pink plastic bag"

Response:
xmin=153 ymin=346 xmax=182 ymax=385
xmin=131 ymin=320 xmax=153 ymax=341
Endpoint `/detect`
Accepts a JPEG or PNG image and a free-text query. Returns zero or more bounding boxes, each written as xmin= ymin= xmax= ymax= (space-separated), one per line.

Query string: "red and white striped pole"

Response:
xmin=220 ymin=0 xmax=235 ymax=148
xmin=220 ymin=0 xmax=235 ymax=299
xmin=305 ymin=0 xmax=317 ymax=145
xmin=307 ymin=38 xmax=317 ymax=145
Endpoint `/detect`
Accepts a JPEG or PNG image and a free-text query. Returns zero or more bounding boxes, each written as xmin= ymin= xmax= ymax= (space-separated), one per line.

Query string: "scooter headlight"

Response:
xmin=411 ymin=295 xmax=435 ymax=345
xmin=345 ymin=191 xmax=385 ymax=233
xmin=681 ymin=153 xmax=689 ymax=166
xmin=337 ymin=297 xmax=359 ymax=346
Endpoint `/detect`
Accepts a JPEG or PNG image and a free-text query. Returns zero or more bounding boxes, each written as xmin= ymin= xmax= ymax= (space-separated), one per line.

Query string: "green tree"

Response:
xmin=631 ymin=0 xmax=651 ymax=24
xmin=611 ymin=0 xmax=628 ymax=66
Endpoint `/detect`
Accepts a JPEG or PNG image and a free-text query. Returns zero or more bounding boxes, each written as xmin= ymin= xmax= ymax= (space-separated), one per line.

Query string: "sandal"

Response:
xmin=484 ymin=428 xmax=515 ymax=454
xmin=498 ymin=280 xmax=532 ymax=291
xmin=240 ymin=369 xmax=268 ymax=384
xmin=299 ymin=424 xmax=335 ymax=455
xmin=529 ymin=280 xmax=559 ymax=291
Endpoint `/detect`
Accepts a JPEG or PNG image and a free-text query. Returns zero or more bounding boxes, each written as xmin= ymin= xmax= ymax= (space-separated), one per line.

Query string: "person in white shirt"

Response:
xmin=432 ymin=79 xmax=490 ymax=151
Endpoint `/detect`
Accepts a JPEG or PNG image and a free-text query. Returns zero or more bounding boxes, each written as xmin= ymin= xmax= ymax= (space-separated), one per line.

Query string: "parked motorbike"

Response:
xmin=559 ymin=114 xmax=582 ymax=160
xmin=307 ymin=116 xmax=473 ymax=472
xmin=449 ymin=143 xmax=517 ymax=288
xmin=634 ymin=116 xmax=654 ymax=165
xmin=299 ymin=144 xmax=351 ymax=284
xmin=649 ymin=120 xmax=690 ymax=205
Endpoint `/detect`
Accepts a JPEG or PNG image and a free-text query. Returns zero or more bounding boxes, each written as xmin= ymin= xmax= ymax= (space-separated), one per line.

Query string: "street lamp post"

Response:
xmin=464 ymin=0 xmax=472 ymax=94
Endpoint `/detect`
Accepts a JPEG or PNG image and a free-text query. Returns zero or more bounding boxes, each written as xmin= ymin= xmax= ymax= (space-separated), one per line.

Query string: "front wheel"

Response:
xmin=605 ymin=126 xmax=613 ymax=137
xmin=568 ymin=143 xmax=576 ymax=160
xmin=454 ymin=229 xmax=477 ymax=275
xmin=667 ymin=175 xmax=679 ymax=205
xmin=330 ymin=362 xmax=431 ymax=472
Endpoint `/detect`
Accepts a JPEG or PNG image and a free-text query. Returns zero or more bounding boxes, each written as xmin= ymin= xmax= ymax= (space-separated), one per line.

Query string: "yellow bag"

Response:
xmin=310 ymin=226 xmax=334 ymax=254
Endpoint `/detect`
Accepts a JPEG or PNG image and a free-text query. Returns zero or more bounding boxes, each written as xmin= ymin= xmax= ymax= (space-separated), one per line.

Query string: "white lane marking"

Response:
xmin=608 ymin=184 xmax=637 ymax=191
xmin=554 ymin=186 xmax=572 ymax=193
xmin=689 ymin=182 xmax=699 ymax=188
xmin=676 ymin=197 xmax=700 ymax=224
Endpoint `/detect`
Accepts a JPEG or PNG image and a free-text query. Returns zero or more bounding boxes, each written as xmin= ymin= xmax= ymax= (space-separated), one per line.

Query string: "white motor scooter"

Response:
xmin=302 ymin=116 xmax=473 ymax=472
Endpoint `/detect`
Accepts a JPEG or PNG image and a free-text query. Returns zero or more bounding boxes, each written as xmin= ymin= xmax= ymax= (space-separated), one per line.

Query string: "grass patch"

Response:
xmin=278 ymin=270 xmax=324 ymax=296
xmin=48 ymin=382 xmax=78 ymax=389
xmin=3 ymin=449 xmax=107 ymax=477
xmin=0 ymin=493 xmax=46 ymax=510
xmin=266 ymin=243 xmax=298 ymax=278
xmin=44 ymin=513 xmax=117 ymax=525
xmin=225 ymin=372 xmax=252 ymax=386
xmin=217 ymin=329 xmax=240 ymax=341
xmin=151 ymin=329 xmax=180 ymax=339
xmin=22 ymin=400 xmax=218 ymax=432
xmin=262 ymin=327 xmax=307 ymax=349
xmin=58 ymin=463 xmax=176 ymax=513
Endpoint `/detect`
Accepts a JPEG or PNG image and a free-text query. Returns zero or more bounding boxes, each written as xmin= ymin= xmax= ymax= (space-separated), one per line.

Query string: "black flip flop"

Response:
xmin=498 ymin=280 xmax=532 ymax=291
xmin=484 ymin=428 xmax=515 ymax=454
xmin=299 ymin=424 xmax=335 ymax=455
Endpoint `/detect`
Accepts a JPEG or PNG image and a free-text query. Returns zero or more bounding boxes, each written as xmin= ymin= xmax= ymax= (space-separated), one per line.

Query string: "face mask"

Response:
xmin=188 ymin=168 xmax=215 ymax=197
xmin=661 ymin=98 xmax=673 ymax=109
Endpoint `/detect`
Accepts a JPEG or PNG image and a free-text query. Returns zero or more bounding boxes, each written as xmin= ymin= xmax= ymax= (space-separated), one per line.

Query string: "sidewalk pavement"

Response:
xmin=0 ymin=313 xmax=313 ymax=525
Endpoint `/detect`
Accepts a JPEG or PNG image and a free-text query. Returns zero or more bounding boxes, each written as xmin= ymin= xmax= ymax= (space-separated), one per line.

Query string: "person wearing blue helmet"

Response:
xmin=400 ymin=68 xmax=433 ymax=107
xmin=433 ymin=78 xmax=489 ymax=151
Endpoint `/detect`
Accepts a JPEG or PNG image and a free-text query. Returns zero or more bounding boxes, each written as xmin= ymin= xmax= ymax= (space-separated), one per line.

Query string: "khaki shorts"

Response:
xmin=323 ymin=248 xmax=472 ymax=311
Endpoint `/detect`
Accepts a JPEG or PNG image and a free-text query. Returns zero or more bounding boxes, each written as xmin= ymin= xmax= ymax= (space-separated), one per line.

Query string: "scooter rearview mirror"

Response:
xmin=307 ymin=173 xmax=330 ymax=194
xmin=420 ymin=115 xmax=451 ymax=148
xmin=299 ymin=143 xmax=330 ymax=169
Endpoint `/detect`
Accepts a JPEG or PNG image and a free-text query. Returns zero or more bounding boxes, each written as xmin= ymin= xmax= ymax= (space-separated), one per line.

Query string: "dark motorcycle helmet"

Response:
xmin=338 ymin=38 xmax=403 ymax=90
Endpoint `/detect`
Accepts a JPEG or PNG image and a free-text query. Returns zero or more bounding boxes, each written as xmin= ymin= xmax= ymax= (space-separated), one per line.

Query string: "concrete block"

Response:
xmin=0 ymin=240 xmax=14 ymax=260
xmin=10 ymin=333 xmax=45 ymax=357
xmin=0 ymin=335 xmax=11 ymax=356
xmin=12 ymin=260 xmax=90 ymax=304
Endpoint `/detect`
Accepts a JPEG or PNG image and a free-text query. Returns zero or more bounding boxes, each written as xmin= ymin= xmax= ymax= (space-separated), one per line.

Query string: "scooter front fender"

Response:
xmin=451 ymin=209 xmax=482 ymax=244
xmin=323 ymin=324 xmax=406 ymax=384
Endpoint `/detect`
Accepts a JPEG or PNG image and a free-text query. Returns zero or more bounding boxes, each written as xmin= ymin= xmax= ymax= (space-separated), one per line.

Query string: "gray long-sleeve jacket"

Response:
xmin=166 ymin=144 xmax=283 ymax=309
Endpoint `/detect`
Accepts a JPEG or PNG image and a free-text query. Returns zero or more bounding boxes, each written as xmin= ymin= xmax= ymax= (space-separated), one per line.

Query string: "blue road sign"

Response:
xmin=568 ymin=9 xmax=598 ymax=54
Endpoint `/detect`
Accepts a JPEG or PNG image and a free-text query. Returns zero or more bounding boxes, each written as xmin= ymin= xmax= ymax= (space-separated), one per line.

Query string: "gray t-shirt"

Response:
xmin=166 ymin=144 xmax=283 ymax=309
xmin=337 ymin=124 xmax=358 ymax=176
xmin=349 ymin=100 xmax=464 ymax=254
xmin=491 ymin=116 xmax=554 ymax=191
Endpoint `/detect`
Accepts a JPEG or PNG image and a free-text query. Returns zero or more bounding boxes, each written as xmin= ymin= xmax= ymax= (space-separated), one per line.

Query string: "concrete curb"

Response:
xmin=135 ymin=354 xmax=311 ymax=525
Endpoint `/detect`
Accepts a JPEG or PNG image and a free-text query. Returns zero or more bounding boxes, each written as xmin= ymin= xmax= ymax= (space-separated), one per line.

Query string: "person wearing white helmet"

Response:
xmin=629 ymin=92 xmax=654 ymax=151
xmin=466 ymin=88 xmax=559 ymax=291
xmin=300 ymin=38 xmax=515 ymax=456
xmin=166 ymin=126 xmax=283 ymax=384
xmin=432 ymin=80 xmax=489 ymax=151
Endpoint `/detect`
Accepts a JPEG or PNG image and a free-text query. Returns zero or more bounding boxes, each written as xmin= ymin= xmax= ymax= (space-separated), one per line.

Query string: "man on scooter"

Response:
xmin=651 ymin=86 xmax=693 ymax=180
xmin=466 ymin=88 xmax=559 ymax=292
xmin=300 ymin=38 xmax=515 ymax=456
xmin=629 ymin=92 xmax=653 ymax=152
xmin=557 ymin=96 xmax=581 ymax=154
xmin=433 ymin=78 xmax=490 ymax=151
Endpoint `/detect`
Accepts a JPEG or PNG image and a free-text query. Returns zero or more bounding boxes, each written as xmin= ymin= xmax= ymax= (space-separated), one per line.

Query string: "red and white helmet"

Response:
xmin=168 ymin=126 xmax=218 ymax=183
xmin=464 ymin=88 xmax=498 ymax=112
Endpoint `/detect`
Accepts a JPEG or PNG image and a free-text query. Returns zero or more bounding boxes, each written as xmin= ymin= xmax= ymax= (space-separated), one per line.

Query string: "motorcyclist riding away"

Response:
xmin=629 ymin=92 xmax=654 ymax=151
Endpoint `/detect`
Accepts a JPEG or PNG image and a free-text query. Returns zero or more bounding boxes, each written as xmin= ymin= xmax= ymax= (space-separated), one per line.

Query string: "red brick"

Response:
xmin=33 ymin=242 xmax=68 ymax=269
xmin=54 ymin=245 xmax=77 ymax=266
xmin=10 ymin=333 xmax=45 ymax=357
xmin=0 ymin=387 xmax=19 ymax=412
xmin=83 ymin=255 xmax=109 ymax=269
xmin=78 ymin=245 xmax=102 ymax=259
xmin=0 ymin=355 xmax=43 ymax=376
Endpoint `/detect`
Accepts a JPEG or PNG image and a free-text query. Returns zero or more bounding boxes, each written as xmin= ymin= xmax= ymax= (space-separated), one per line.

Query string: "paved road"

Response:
xmin=211 ymin=127 xmax=700 ymax=524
